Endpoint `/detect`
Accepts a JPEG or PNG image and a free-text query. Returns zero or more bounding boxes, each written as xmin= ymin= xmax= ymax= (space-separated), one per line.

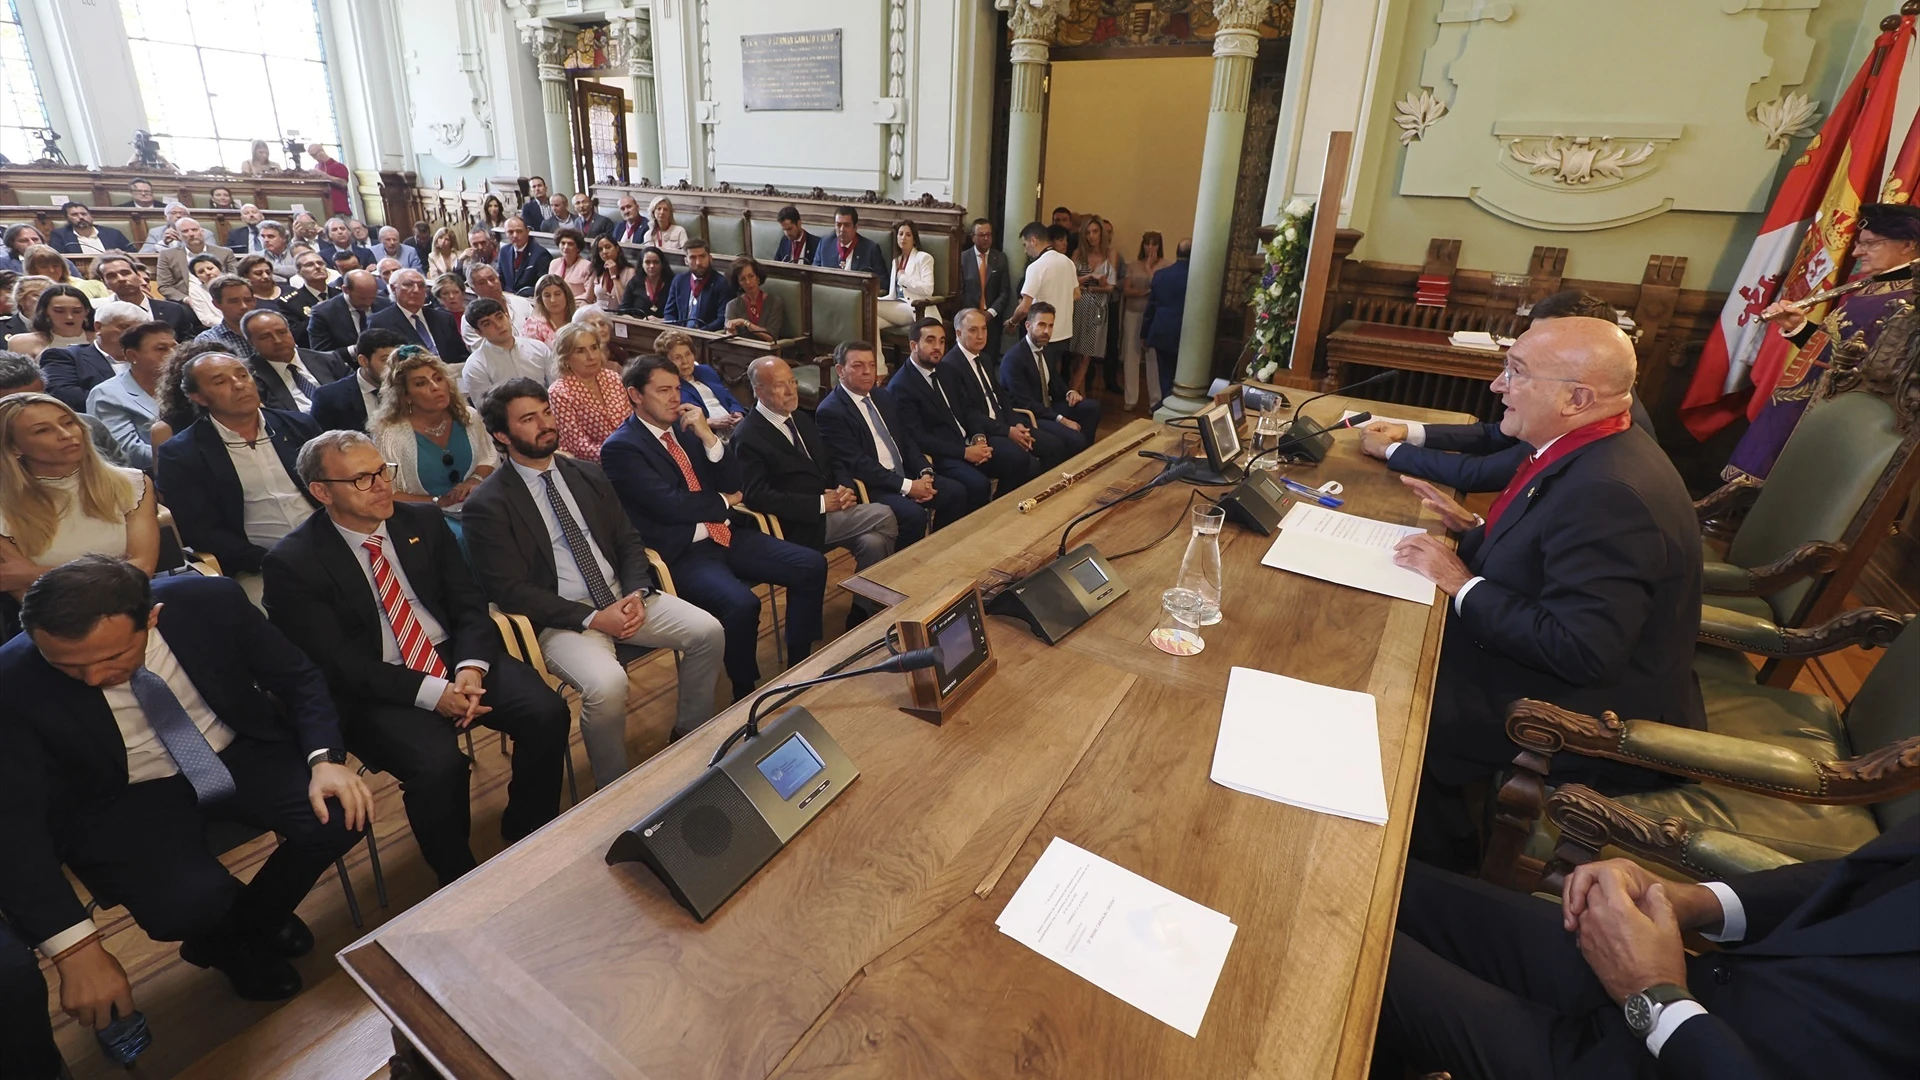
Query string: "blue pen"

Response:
xmin=1278 ymin=476 xmax=1343 ymax=508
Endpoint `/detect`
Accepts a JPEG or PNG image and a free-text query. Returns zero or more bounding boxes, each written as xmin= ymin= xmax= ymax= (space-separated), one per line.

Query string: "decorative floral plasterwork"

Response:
xmin=1751 ymin=92 xmax=1821 ymax=151
xmin=1394 ymin=89 xmax=1448 ymax=146
xmin=1508 ymin=136 xmax=1656 ymax=185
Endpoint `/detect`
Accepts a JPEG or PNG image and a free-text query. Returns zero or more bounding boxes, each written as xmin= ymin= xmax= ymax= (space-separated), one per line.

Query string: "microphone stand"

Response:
xmin=1254 ymin=369 xmax=1400 ymax=467
xmin=708 ymin=647 xmax=939 ymax=766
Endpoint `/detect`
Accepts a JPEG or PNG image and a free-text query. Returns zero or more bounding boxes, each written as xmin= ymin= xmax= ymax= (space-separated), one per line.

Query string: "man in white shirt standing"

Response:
xmin=1006 ymin=221 xmax=1080 ymax=371
xmin=460 ymin=296 xmax=555 ymax=404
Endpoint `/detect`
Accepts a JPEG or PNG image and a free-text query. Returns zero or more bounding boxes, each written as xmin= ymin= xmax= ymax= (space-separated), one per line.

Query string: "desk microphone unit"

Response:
xmin=987 ymin=543 xmax=1128 ymax=645
xmin=891 ymin=585 xmax=996 ymax=724
xmin=1193 ymin=398 xmax=1251 ymax=484
xmin=1217 ymin=469 xmax=1296 ymax=535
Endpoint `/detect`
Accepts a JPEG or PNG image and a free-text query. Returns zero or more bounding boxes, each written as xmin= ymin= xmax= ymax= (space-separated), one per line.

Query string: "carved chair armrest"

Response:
xmin=1699 ymin=605 xmax=1913 ymax=657
xmin=1540 ymin=784 xmax=1801 ymax=890
xmin=1694 ymin=475 xmax=1762 ymax=537
xmin=1700 ymin=541 xmax=1846 ymax=597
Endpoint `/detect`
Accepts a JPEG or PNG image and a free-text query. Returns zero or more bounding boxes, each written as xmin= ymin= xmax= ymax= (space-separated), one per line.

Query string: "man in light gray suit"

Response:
xmin=154 ymin=218 xmax=234 ymax=301
xmin=958 ymin=219 xmax=1013 ymax=358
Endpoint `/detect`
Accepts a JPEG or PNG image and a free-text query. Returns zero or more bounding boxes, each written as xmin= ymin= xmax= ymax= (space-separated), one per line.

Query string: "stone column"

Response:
xmin=998 ymin=0 xmax=1066 ymax=277
xmin=1160 ymin=0 xmax=1269 ymax=418
xmin=611 ymin=12 xmax=662 ymax=183
xmin=518 ymin=19 xmax=577 ymax=192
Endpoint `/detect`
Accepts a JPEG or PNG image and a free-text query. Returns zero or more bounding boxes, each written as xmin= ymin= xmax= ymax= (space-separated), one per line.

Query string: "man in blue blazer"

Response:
xmin=811 ymin=206 xmax=887 ymax=276
xmin=890 ymin=316 xmax=1033 ymax=509
xmin=1000 ymin=303 xmax=1101 ymax=458
xmin=311 ymin=328 xmax=403 ymax=433
xmin=495 ymin=216 xmax=551 ymax=297
xmin=662 ymin=239 xmax=733 ymax=331
xmin=600 ymin=355 xmax=827 ymax=700
xmin=773 ymin=205 xmax=818 ymax=265
xmin=0 ymin=558 xmax=371 ymax=1008
xmin=368 ymin=269 xmax=468 ymax=365
xmin=47 ymin=202 xmax=132 ymax=255
xmin=1140 ymin=240 xmax=1190 ymax=402
xmin=306 ymin=271 xmax=388 ymax=353
xmin=818 ymin=340 xmax=970 ymax=544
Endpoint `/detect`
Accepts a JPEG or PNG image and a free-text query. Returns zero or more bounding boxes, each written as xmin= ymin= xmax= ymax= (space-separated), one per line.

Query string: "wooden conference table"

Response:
xmin=341 ymin=395 xmax=1471 ymax=1079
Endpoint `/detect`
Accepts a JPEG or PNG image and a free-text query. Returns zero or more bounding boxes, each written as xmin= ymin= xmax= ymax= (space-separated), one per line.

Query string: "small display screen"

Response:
xmin=1205 ymin=404 xmax=1241 ymax=465
xmin=756 ymin=734 xmax=825 ymax=800
xmin=1068 ymin=557 xmax=1109 ymax=593
xmin=936 ymin=616 xmax=976 ymax=677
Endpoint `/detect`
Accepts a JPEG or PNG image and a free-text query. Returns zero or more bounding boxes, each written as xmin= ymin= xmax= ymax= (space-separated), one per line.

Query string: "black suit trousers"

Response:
xmin=53 ymin=735 xmax=361 ymax=945
xmin=0 ymin=918 xmax=58 ymax=1080
xmin=670 ymin=531 xmax=828 ymax=688
xmin=343 ymin=656 xmax=568 ymax=886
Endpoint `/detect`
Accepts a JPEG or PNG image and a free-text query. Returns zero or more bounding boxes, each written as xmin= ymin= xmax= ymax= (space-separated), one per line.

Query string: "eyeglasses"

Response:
xmin=314 ymin=462 xmax=398 ymax=490
xmin=1497 ymin=360 xmax=1583 ymax=385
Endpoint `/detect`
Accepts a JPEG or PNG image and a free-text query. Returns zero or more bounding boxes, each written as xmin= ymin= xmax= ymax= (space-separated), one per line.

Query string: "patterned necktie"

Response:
xmin=409 ymin=312 xmax=431 ymax=348
xmin=862 ymin=397 xmax=904 ymax=478
xmin=541 ymin=471 xmax=619 ymax=609
xmin=784 ymin=416 xmax=811 ymax=460
xmin=362 ymin=534 xmax=449 ymax=678
xmin=288 ymin=363 xmax=318 ymax=401
xmin=128 ymin=667 xmax=237 ymax=804
xmin=660 ymin=431 xmax=731 ymax=546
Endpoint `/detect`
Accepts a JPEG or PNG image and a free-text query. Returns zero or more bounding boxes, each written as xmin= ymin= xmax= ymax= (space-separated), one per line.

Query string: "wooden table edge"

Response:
xmin=340 ymin=939 xmax=510 ymax=1080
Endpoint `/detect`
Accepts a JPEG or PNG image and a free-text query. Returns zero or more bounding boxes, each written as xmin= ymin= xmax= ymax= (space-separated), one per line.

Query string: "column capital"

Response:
xmin=608 ymin=12 xmax=655 ymax=80
xmin=998 ymin=0 xmax=1070 ymax=45
xmin=1211 ymin=0 xmax=1274 ymax=32
xmin=517 ymin=18 xmax=569 ymax=79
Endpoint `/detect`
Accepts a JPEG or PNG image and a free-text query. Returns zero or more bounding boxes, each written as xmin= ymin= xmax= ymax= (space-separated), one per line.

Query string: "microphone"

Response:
xmin=1330 ymin=411 xmax=1373 ymax=430
xmin=709 ymin=648 xmax=941 ymax=765
xmin=1291 ymin=369 xmax=1399 ymax=425
xmin=1057 ymin=455 xmax=1199 ymax=556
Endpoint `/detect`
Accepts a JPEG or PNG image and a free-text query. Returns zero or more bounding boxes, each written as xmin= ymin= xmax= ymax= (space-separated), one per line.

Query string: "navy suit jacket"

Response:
xmin=306 ymin=293 xmax=389 ymax=353
xmin=609 ymin=218 xmax=649 ymax=246
xmin=48 ymin=224 xmax=133 ymax=254
xmin=155 ymin=408 xmax=320 ymax=573
xmin=310 ymin=372 xmax=372 ymax=432
xmin=1389 ymin=397 xmax=1658 ymax=493
xmin=998 ymin=336 xmax=1070 ymax=422
xmin=774 ymin=232 xmax=819 ymax=265
xmin=815 ymin=384 xmax=932 ymax=495
xmin=369 ymin=303 xmax=470 ymax=365
xmin=939 ymin=346 xmax=1017 ymax=439
xmin=889 ymin=361 xmax=975 ymax=464
xmin=247 ymin=349 xmax=353 ymax=414
xmin=496 ymin=242 xmax=552 ymax=296
xmin=734 ymin=407 xmax=837 ymax=552
xmin=662 ymin=270 xmax=733 ymax=330
xmin=39 ymin=342 xmax=117 ymax=411
xmin=147 ymin=296 xmax=204 ymax=341
xmin=812 ymin=235 xmax=888 ymax=277
xmin=679 ymin=363 xmax=744 ymax=416
xmin=599 ymin=415 xmax=743 ymax=563
xmin=319 ymin=241 xmax=376 ymax=270
xmin=1141 ymin=258 xmax=1190 ymax=357
xmin=0 ymin=575 xmax=343 ymax=943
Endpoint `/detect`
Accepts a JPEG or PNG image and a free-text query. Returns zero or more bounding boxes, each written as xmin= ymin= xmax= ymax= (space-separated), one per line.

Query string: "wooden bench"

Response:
xmin=1 ymin=203 xmax=308 ymax=252
xmin=0 ymin=164 xmax=336 ymax=215
xmin=603 ymin=312 xmax=821 ymax=411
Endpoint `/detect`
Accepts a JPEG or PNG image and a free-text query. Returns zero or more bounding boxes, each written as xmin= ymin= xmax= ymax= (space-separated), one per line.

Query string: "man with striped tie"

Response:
xmin=262 ymin=431 xmax=571 ymax=887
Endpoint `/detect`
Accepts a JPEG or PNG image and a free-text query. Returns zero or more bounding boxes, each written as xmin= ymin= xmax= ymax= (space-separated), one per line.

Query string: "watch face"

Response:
xmin=1625 ymin=993 xmax=1652 ymax=1033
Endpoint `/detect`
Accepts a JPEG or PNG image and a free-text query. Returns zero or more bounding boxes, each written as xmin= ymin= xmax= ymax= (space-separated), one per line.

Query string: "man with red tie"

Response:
xmin=261 ymin=431 xmax=571 ymax=886
xmin=600 ymin=355 xmax=828 ymax=702
xmin=613 ymin=195 xmax=649 ymax=246
xmin=1388 ymin=318 xmax=1702 ymax=852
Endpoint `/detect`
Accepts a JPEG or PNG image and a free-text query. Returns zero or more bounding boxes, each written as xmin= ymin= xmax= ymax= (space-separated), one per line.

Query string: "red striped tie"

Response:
xmin=660 ymin=431 xmax=731 ymax=546
xmin=362 ymin=534 xmax=449 ymax=678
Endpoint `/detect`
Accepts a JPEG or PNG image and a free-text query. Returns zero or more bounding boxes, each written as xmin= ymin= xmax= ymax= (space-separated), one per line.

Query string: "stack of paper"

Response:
xmin=997 ymin=838 xmax=1237 ymax=1038
xmin=1261 ymin=503 xmax=1436 ymax=605
xmin=1210 ymin=667 xmax=1389 ymax=825
xmin=1447 ymin=329 xmax=1516 ymax=350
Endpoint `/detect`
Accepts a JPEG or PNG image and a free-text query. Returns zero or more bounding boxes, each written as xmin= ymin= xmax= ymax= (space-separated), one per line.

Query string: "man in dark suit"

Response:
xmin=817 ymin=341 xmax=969 ymax=544
xmin=369 ymin=269 xmax=469 ymax=364
xmin=312 ymin=328 xmax=403 ymax=433
xmin=307 ymin=270 xmax=386 ymax=353
xmin=154 ymin=349 xmax=321 ymax=606
xmin=1140 ymin=240 xmax=1190 ymax=402
xmin=241 ymin=309 xmax=352 ymax=414
xmin=495 ymin=216 xmax=551 ymax=297
xmin=465 ymin=379 xmax=726 ymax=765
xmin=1379 ymin=817 xmax=1920 ymax=1079
xmin=600 ymin=355 xmax=828 ymax=700
xmin=958 ymin=219 xmax=1013 ymax=357
xmin=281 ymin=250 xmax=338 ymax=350
xmin=892 ymin=316 xmax=1033 ymax=509
xmin=773 ymin=205 xmax=818 ymax=265
xmin=262 ymin=431 xmax=571 ymax=885
xmin=0 ymin=558 xmax=372 ymax=1006
xmin=40 ymin=302 xmax=142 ymax=411
xmin=94 ymin=252 xmax=201 ymax=339
xmin=942 ymin=307 xmax=1063 ymax=471
xmin=662 ymin=238 xmax=733 ymax=331
xmin=0 ymin=913 xmax=60 ymax=1080
xmin=811 ymin=206 xmax=887 ymax=276
xmin=316 ymin=216 xmax=375 ymax=271
xmin=223 ymin=204 xmax=267 ymax=255
xmin=572 ymin=194 xmax=615 ymax=242
xmin=47 ymin=202 xmax=132 ymax=254
xmin=1390 ymin=318 xmax=1703 ymax=793
xmin=519 ymin=177 xmax=550 ymax=232
xmin=611 ymin=194 xmax=649 ymax=246
xmin=1000 ymin=303 xmax=1100 ymax=458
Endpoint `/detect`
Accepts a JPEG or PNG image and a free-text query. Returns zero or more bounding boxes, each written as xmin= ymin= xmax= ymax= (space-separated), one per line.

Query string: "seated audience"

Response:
xmin=552 ymin=227 xmax=594 ymax=302
xmin=0 ymin=912 xmax=60 ymax=1080
xmin=611 ymin=195 xmax=648 ymax=245
xmin=244 ymin=309 xmax=351 ymax=413
xmin=121 ymin=178 xmax=160 ymax=208
xmin=618 ymin=246 xmax=674 ymax=321
xmin=87 ymin=319 xmax=176 ymax=471
xmin=524 ymin=272 xmax=575 ymax=345
xmin=154 ymin=345 xmax=320 ymax=605
xmin=155 ymin=219 xmax=234 ymax=301
xmin=237 ymin=254 xmax=287 ymax=312
xmin=573 ymin=193 xmax=613 ymax=242
xmin=281 ymin=249 xmax=337 ymax=349
xmin=892 ymin=316 xmax=1032 ymax=509
xmin=194 ymin=274 xmax=261 ymax=359
xmin=138 ymin=202 xmax=190 ymax=253
xmin=462 ymin=226 xmax=499 ymax=278
xmin=586 ymin=236 xmax=634 ymax=310
xmin=647 ymin=197 xmax=689 ymax=254
xmin=350 ymin=220 xmax=374 ymax=245
xmin=657 ymin=329 xmax=743 ymax=436
xmin=816 ymin=340 xmax=968 ymax=543
xmin=1386 ymin=318 xmax=1703 ymax=848
xmin=879 ymin=221 xmax=934 ymax=331
xmin=312 ymin=328 xmax=405 ymax=434
xmin=238 ymin=139 xmax=278 ymax=175
xmin=0 ymin=394 xmax=158 ymax=594
xmin=572 ymin=303 xmax=615 ymax=351
xmin=0 ymin=270 xmax=19 ymax=335
xmin=722 ymin=256 xmax=786 ymax=343
xmin=255 ymin=221 xmax=299 ymax=280
xmin=306 ymin=269 xmax=385 ymax=353
xmin=466 ymin=378 xmax=727 ymax=769
xmin=540 ymin=193 xmax=583 ymax=235
xmin=289 ymin=211 xmax=321 ymax=246
xmin=207 ymin=186 xmax=236 ymax=210
xmin=316 ymin=216 xmax=374 ymax=271
xmin=370 ymin=347 xmax=496 ymax=524
xmin=481 ymin=195 xmax=507 ymax=230
xmin=600 ymin=354 xmax=827 ymax=700
xmin=495 ymin=217 xmax=551 ymax=297
xmin=370 ymin=269 xmax=469 ymax=365
xmin=431 ymin=274 xmax=467 ymax=332
xmin=812 ymin=206 xmax=887 ymax=276
xmin=463 ymin=263 xmax=534 ymax=348
xmin=182 ymin=253 xmax=227 ymax=329
xmin=519 ymin=177 xmax=549 ymax=230
xmin=48 ymin=201 xmax=131 ymax=255
xmin=0 ymin=351 xmax=128 ymax=467
xmin=663 ymin=239 xmax=733 ymax=331
xmin=0 ymin=224 xmax=44 ymax=274
xmin=20 ymin=244 xmax=104 ymax=300
xmin=1000 ymin=303 xmax=1100 ymax=457
xmin=92 ymin=251 xmax=201 ymax=340
xmin=737 ymin=356 xmax=899 ymax=582
xmin=942 ymin=307 xmax=1059 ymax=470
xmin=43 ymin=298 xmax=144 ymax=409
xmin=4 ymin=274 xmax=50 ymax=338
xmin=376 ymin=226 xmax=421 ymax=271
xmin=773 ymin=205 xmax=817 ymax=265
xmin=462 ymin=296 xmax=556 ymax=405
xmin=225 ymin=203 xmax=267 ymax=254
xmin=426 ymin=227 xmax=463 ymax=278
xmin=6 ymin=282 xmax=93 ymax=361
xmin=1377 ymin=825 xmax=1920 ymax=1079
xmin=0 ymin=557 xmax=371 ymax=1006
xmin=262 ymin=431 xmax=568 ymax=886
xmin=547 ymin=321 xmax=627 ymax=463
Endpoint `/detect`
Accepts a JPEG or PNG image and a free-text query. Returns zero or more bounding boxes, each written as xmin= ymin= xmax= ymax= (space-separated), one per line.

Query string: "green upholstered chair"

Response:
xmin=1483 ymin=615 xmax=1920 ymax=891
xmin=705 ymin=212 xmax=748 ymax=258
xmin=749 ymin=217 xmax=786 ymax=260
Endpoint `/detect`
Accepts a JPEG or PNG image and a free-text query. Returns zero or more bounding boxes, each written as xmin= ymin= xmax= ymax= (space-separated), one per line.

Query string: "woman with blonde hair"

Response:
xmin=548 ymin=320 xmax=629 ymax=462
xmin=648 ymin=197 xmax=689 ymax=254
xmin=240 ymin=139 xmax=279 ymax=175
xmin=1121 ymin=230 xmax=1164 ymax=411
xmin=427 ymin=226 xmax=465 ymax=277
xmin=658 ymin=328 xmax=744 ymax=435
xmin=22 ymin=244 xmax=106 ymax=299
xmin=1069 ymin=214 xmax=1121 ymax=396
xmin=524 ymin=273 xmax=575 ymax=345
xmin=5 ymin=283 xmax=93 ymax=360
xmin=0 ymin=392 xmax=158 ymax=597
xmin=370 ymin=347 xmax=497 ymax=531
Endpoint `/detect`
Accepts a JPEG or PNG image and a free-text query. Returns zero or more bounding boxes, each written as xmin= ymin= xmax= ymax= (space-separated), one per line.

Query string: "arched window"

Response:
xmin=0 ymin=0 xmax=54 ymax=164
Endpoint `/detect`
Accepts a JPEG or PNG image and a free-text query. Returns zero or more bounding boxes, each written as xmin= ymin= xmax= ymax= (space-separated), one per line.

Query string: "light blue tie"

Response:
xmin=863 ymin=397 xmax=905 ymax=479
xmin=128 ymin=667 xmax=237 ymax=804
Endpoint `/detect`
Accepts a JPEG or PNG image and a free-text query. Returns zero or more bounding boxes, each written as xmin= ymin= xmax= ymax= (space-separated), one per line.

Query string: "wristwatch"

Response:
xmin=307 ymin=747 xmax=348 ymax=768
xmin=1624 ymin=983 xmax=1694 ymax=1036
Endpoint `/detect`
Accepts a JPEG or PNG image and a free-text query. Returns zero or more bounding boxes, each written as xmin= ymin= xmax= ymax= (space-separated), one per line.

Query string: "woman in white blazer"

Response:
xmin=878 ymin=220 xmax=934 ymax=330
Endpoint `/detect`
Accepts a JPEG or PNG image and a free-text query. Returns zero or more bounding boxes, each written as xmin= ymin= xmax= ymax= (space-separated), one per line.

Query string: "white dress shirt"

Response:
xmin=354 ymin=370 xmax=381 ymax=426
xmin=330 ymin=519 xmax=484 ymax=711
xmin=755 ymin=401 xmax=834 ymax=514
xmin=213 ymin=413 xmax=311 ymax=549
xmin=1640 ymin=883 xmax=1747 ymax=1056
xmin=75 ymin=231 xmax=105 ymax=254
xmin=463 ymin=336 xmax=555 ymax=403
xmin=689 ymin=378 xmax=730 ymax=422
xmin=840 ymin=387 xmax=913 ymax=494
xmin=956 ymin=346 xmax=999 ymax=421
xmin=511 ymin=457 xmax=620 ymax=627
xmin=637 ymin=415 xmax=726 ymax=543
xmin=461 ymin=292 xmax=536 ymax=349
xmin=261 ymin=357 xmax=319 ymax=411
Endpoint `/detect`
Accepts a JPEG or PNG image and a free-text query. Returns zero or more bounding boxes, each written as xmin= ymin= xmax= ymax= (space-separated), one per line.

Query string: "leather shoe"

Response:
xmin=180 ymin=938 xmax=303 ymax=1001
xmin=264 ymin=914 xmax=314 ymax=959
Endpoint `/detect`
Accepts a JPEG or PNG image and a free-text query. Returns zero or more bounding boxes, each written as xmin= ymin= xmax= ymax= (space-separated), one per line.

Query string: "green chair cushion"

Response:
xmin=1616 ymin=785 xmax=1877 ymax=864
xmin=1701 ymin=591 xmax=1773 ymax=620
xmin=1693 ymin=646 xmax=1758 ymax=686
xmin=1703 ymin=677 xmax=1846 ymax=754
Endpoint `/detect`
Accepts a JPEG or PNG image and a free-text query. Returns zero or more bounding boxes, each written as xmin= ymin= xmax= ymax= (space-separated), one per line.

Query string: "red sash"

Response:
xmin=1482 ymin=411 xmax=1633 ymax=531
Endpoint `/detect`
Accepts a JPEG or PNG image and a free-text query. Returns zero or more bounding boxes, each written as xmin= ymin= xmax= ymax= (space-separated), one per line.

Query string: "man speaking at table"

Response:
xmin=1387 ymin=317 xmax=1703 ymax=804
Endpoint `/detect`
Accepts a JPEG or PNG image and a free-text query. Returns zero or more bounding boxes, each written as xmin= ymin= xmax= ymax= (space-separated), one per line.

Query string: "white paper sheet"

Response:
xmin=1341 ymin=409 xmax=1418 ymax=428
xmin=1210 ymin=667 xmax=1389 ymax=825
xmin=997 ymin=838 xmax=1237 ymax=1038
xmin=1260 ymin=503 xmax=1436 ymax=605
xmin=1448 ymin=329 xmax=1514 ymax=350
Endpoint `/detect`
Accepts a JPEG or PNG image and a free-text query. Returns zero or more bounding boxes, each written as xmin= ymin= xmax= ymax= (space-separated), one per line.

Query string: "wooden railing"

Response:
xmin=0 ymin=163 xmax=336 ymax=216
xmin=0 ymin=204 xmax=305 ymax=253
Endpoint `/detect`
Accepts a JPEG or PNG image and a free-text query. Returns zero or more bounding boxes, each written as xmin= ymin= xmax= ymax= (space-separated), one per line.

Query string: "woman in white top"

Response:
xmin=648 ymin=197 xmax=690 ymax=254
xmin=5 ymin=283 xmax=92 ymax=360
xmin=878 ymin=220 xmax=934 ymax=331
xmin=1120 ymin=230 xmax=1164 ymax=412
xmin=0 ymin=393 xmax=158 ymax=597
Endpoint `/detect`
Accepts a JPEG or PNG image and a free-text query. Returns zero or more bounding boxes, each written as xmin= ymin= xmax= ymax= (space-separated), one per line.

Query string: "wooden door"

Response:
xmin=571 ymin=80 xmax=629 ymax=190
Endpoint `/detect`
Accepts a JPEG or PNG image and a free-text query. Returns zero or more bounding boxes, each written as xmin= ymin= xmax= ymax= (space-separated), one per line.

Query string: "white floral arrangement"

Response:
xmin=1249 ymin=197 xmax=1314 ymax=381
